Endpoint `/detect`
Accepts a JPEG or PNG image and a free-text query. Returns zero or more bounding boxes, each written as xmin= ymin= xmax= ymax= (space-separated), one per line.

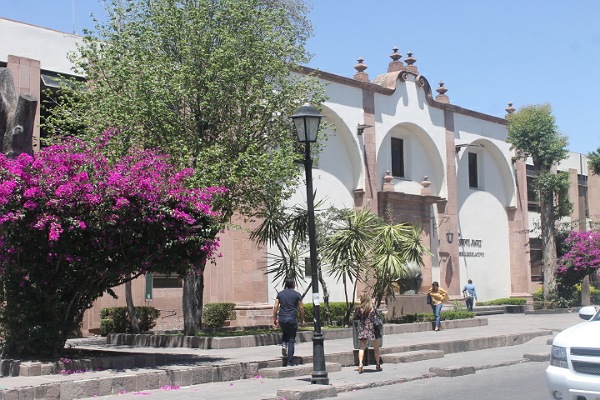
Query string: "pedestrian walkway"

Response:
xmin=0 ymin=311 xmax=584 ymax=400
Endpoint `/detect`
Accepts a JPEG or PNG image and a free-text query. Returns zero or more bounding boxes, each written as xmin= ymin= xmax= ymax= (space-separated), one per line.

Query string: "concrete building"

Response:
xmin=1 ymin=18 xmax=598 ymax=334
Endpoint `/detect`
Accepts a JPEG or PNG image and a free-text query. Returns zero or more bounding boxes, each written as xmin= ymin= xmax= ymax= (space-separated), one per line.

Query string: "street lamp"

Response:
xmin=291 ymin=103 xmax=329 ymax=385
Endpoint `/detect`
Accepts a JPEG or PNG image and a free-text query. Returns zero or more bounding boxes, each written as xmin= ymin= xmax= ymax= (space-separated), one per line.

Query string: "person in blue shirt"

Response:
xmin=462 ymin=279 xmax=477 ymax=311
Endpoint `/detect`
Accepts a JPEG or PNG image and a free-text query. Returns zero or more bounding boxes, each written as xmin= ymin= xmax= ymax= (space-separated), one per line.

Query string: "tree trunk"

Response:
xmin=540 ymin=194 xmax=557 ymax=302
xmin=182 ymin=271 xmax=197 ymax=336
xmin=194 ymin=261 xmax=206 ymax=330
xmin=582 ymin=275 xmax=591 ymax=306
xmin=317 ymin=262 xmax=332 ymax=326
xmin=125 ymin=278 xmax=140 ymax=334
xmin=182 ymin=253 xmax=208 ymax=336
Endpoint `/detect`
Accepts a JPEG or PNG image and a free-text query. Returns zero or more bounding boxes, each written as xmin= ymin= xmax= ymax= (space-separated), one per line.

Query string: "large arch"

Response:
xmin=377 ymin=122 xmax=445 ymax=196
xmin=455 ymin=139 xmax=515 ymax=301
xmin=317 ymin=104 xmax=364 ymax=198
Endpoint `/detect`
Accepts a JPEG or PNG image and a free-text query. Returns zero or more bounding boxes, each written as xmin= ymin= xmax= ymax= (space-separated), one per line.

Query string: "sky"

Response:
xmin=1 ymin=0 xmax=599 ymax=155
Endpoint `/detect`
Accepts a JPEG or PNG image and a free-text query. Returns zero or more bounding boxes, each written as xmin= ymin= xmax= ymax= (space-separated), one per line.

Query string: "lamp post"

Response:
xmin=291 ymin=103 xmax=329 ymax=385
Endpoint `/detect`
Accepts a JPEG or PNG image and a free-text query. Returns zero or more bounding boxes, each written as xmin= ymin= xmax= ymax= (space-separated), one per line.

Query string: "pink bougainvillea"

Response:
xmin=557 ymin=230 xmax=600 ymax=285
xmin=0 ymin=135 xmax=226 ymax=358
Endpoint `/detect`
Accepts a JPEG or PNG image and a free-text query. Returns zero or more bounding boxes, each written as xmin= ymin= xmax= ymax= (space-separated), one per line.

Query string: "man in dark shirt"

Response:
xmin=272 ymin=278 xmax=305 ymax=366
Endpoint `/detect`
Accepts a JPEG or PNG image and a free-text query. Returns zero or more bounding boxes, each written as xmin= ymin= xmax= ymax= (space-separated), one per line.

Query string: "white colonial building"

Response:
xmin=2 ymin=18 xmax=598 ymax=333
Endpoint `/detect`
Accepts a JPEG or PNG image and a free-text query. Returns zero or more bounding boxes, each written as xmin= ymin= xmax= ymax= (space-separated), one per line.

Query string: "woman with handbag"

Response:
xmin=353 ymin=292 xmax=382 ymax=373
xmin=428 ymin=281 xmax=449 ymax=331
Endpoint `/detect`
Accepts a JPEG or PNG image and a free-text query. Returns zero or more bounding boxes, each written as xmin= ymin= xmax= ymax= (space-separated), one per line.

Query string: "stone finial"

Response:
xmin=383 ymin=170 xmax=394 ymax=192
xmin=434 ymin=81 xmax=450 ymax=103
xmin=505 ymin=102 xmax=516 ymax=117
xmin=420 ymin=175 xmax=432 ymax=196
xmin=404 ymin=51 xmax=418 ymax=74
xmin=387 ymin=47 xmax=403 ymax=72
xmin=353 ymin=57 xmax=369 ymax=82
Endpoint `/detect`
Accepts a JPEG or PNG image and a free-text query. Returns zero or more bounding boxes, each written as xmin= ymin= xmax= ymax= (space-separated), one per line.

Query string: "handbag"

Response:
xmin=463 ymin=290 xmax=472 ymax=299
xmin=373 ymin=310 xmax=383 ymax=338
xmin=426 ymin=293 xmax=432 ymax=305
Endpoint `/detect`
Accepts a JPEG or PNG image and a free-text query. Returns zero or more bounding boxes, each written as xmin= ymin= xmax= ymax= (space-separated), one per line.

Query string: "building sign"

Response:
xmin=458 ymin=238 xmax=484 ymax=258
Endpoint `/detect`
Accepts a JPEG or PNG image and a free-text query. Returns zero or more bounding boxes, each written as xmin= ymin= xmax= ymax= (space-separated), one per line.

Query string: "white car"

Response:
xmin=546 ymin=306 xmax=600 ymax=400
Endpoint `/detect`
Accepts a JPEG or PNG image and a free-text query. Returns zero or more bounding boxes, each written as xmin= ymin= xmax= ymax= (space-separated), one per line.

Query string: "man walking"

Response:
xmin=463 ymin=279 xmax=478 ymax=312
xmin=273 ymin=278 xmax=305 ymax=366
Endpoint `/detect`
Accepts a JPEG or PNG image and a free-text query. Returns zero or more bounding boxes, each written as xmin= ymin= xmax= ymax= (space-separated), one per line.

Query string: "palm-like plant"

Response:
xmin=250 ymin=195 xmax=333 ymax=318
xmin=323 ymin=208 xmax=431 ymax=319
xmin=369 ymin=223 xmax=430 ymax=306
xmin=321 ymin=208 xmax=380 ymax=324
xmin=250 ymin=197 xmax=308 ymax=286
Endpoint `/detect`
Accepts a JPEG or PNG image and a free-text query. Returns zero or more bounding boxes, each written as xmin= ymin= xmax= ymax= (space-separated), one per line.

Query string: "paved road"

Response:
xmin=336 ymin=358 xmax=550 ymax=400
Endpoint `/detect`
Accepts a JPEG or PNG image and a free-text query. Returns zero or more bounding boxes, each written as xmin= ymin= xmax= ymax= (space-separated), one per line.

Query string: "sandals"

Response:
xmin=358 ymin=364 xmax=363 ymax=374
xmin=376 ymin=364 xmax=382 ymax=371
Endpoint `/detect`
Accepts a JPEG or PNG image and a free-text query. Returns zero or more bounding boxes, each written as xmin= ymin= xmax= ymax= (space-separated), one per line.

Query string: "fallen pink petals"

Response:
xmin=160 ymin=385 xmax=180 ymax=391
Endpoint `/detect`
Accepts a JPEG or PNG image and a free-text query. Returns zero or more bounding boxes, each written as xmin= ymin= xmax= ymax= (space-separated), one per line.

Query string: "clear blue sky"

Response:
xmin=1 ymin=0 xmax=599 ymax=155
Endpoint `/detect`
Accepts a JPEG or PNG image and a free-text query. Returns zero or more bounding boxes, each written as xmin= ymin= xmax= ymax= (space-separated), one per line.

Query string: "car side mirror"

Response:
xmin=579 ymin=306 xmax=598 ymax=321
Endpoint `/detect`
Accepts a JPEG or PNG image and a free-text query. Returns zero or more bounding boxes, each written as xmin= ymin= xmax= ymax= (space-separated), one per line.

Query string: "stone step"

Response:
xmin=381 ymin=349 xmax=444 ymax=364
xmin=258 ymin=362 xmax=342 ymax=379
xmin=429 ymin=365 xmax=476 ymax=377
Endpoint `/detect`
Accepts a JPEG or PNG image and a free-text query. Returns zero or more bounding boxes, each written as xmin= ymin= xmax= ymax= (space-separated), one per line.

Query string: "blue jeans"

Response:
xmin=431 ymin=303 xmax=443 ymax=328
xmin=279 ymin=320 xmax=298 ymax=364
xmin=465 ymin=297 xmax=474 ymax=311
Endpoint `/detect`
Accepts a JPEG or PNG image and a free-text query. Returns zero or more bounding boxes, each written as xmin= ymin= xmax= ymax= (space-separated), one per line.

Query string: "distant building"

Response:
xmin=2 ymin=18 xmax=598 ymax=334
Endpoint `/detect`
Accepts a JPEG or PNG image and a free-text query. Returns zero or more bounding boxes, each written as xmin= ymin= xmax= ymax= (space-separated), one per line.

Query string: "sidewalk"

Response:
xmin=0 ymin=312 xmax=584 ymax=400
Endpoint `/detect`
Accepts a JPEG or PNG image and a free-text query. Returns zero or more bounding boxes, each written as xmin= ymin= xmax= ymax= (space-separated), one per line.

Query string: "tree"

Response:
xmin=0 ymin=135 xmax=221 ymax=358
xmin=44 ymin=0 xmax=324 ymax=335
xmin=588 ymin=148 xmax=600 ymax=175
xmin=507 ymin=104 xmax=570 ymax=301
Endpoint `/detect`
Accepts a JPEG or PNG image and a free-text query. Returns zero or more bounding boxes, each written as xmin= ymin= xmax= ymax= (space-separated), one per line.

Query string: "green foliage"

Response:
xmin=588 ymin=148 xmax=600 ymax=176
xmin=44 ymin=0 xmax=325 ymax=337
xmin=530 ymin=285 xmax=599 ymax=309
xmin=387 ymin=310 xmax=475 ymax=324
xmin=507 ymin=104 xmax=570 ymax=302
xmin=45 ymin=0 xmax=325 ymax=222
xmin=99 ymin=307 xmax=160 ymax=335
xmin=532 ymin=287 xmax=544 ymax=302
xmin=476 ymin=298 xmax=527 ymax=306
xmin=304 ymin=302 xmax=352 ymax=326
xmin=202 ymin=303 xmax=237 ymax=329
xmin=507 ymin=104 xmax=568 ymax=169
xmin=319 ymin=207 xmax=430 ymax=324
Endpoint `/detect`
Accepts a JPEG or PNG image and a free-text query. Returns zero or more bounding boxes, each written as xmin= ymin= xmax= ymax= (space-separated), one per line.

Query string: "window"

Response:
xmin=529 ymin=238 xmax=542 ymax=282
xmin=304 ymin=257 xmax=311 ymax=277
xmin=391 ymin=138 xmax=404 ymax=178
xmin=526 ymin=165 xmax=540 ymax=212
xmin=468 ymin=152 xmax=478 ymax=188
xmin=152 ymin=273 xmax=183 ymax=288
xmin=304 ymin=257 xmax=320 ymax=278
xmin=578 ymin=174 xmax=589 ymax=218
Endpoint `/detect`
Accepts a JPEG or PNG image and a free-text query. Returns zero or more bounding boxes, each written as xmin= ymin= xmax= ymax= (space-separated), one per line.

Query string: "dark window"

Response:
xmin=153 ymin=273 xmax=183 ymax=288
xmin=304 ymin=257 xmax=311 ymax=277
xmin=468 ymin=152 xmax=478 ymax=188
xmin=391 ymin=138 xmax=404 ymax=178
xmin=578 ymin=174 xmax=589 ymax=218
xmin=529 ymin=238 xmax=543 ymax=282
xmin=526 ymin=165 xmax=540 ymax=212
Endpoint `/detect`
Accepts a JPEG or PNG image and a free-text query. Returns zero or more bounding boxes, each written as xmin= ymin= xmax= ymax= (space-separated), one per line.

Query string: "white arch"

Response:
xmin=377 ymin=122 xmax=445 ymax=196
